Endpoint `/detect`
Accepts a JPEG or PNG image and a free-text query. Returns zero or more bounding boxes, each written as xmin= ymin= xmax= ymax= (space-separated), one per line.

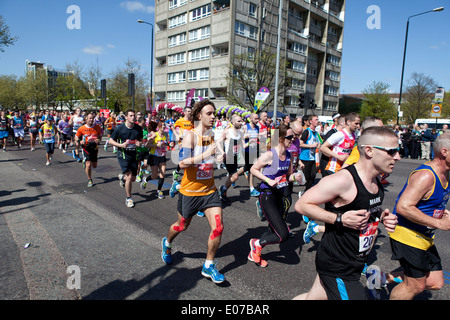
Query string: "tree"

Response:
xmin=360 ymin=81 xmax=396 ymax=123
xmin=403 ymin=72 xmax=438 ymax=123
xmin=224 ymin=49 xmax=292 ymax=111
xmin=0 ymin=16 xmax=18 ymax=53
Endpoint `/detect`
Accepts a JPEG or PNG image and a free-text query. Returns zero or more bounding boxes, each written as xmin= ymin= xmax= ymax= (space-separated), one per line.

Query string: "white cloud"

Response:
xmin=120 ymin=1 xmax=154 ymax=14
xmin=82 ymin=45 xmax=105 ymax=55
xmin=82 ymin=44 xmax=116 ymax=55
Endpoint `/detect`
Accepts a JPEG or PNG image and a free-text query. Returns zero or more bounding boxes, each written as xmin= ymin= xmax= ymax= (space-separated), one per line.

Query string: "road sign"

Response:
xmin=431 ymin=103 xmax=442 ymax=117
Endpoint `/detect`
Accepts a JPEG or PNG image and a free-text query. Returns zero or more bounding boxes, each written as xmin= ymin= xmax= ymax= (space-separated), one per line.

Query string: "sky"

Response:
xmin=0 ymin=0 xmax=449 ymax=94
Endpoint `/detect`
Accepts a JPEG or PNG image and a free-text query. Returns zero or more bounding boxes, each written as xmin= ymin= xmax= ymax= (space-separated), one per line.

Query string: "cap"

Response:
xmin=332 ymin=113 xmax=340 ymax=120
xmin=47 ymin=115 xmax=54 ymax=121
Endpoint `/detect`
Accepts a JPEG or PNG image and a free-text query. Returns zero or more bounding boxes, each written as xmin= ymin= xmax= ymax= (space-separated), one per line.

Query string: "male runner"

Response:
xmin=75 ymin=113 xmax=103 ymax=187
xmin=12 ymin=111 xmax=25 ymax=149
xmin=161 ymin=99 xmax=225 ymax=284
xmin=389 ymin=133 xmax=450 ymax=300
xmin=0 ymin=110 xmax=10 ymax=151
xmin=108 ymin=110 xmax=143 ymax=208
xmin=293 ymin=126 xmax=399 ymax=300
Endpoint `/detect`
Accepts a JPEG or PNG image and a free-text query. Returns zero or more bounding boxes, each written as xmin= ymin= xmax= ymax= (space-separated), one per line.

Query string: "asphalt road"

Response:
xmin=1 ymin=137 xmax=449 ymax=302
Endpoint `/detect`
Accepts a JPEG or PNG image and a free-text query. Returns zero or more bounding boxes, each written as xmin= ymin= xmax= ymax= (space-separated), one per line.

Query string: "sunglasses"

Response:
xmin=285 ymin=135 xmax=294 ymax=141
xmin=361 ymin=145 xmax=400 ymax=156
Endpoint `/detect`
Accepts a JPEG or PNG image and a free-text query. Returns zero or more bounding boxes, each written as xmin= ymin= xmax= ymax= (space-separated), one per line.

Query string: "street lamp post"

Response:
xmin=397 ymin=7 xmax=444 ymax=125
xmin=138 ymin=19 xmax=154 ymax=114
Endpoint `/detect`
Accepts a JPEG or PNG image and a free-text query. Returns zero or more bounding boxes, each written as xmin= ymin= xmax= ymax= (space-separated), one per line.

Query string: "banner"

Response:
xmin=254 ymin=87 xmax=270 ymax=113
xmin=100 ymin=109 xmax=110 ymax=118
xmin=186 ymin=88 xmax=196 ymax=108
xmin=146 ymin=93 xmax=152 ymax=112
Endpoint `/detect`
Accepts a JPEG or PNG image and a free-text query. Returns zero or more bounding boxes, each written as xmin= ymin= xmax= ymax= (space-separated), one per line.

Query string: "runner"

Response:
xmin=293 ymin=126 xmax=399 ymax=300
xmin=108 ymin=109 xmax=143 ymax=208
xmin=12 ymin=111 xmax=25 ymax=150
xmin=71 ymin=108 xmax=84 ymax=162
xmin=136 ymin=117 xmax=152 ymax=186
xmin=248 ymin=124 xmax=306 ymax=267
xmin=243 ymin=113 xmax=261 ymax=197
xmin=389 ymin=133 xmax=450 ymax=300
xmin=161 ymin=99 xmax=226 ymax=284
xmin=27 ymin=114 xmax=39 ymax=151
xmin=299 ymin=115 xmax=321 ymax=193
xmin=217 ymin=114 xmax=246 ymax=202
xmin=172 ymin=106 xmax=193 ymax=181
xmin=302 ymin=113 xmax=359 ymax=244
xmin=145 ymin=120 xmax=171 ymax=199
xmin=38 ymin=115 xmax=57 ymax=166
xmin=104 ymin=112 xmax=116 ymax=152
xmin=75 ymin=113 xmax=103 ymax=187
xmin=0 ymin=110 xmax=10 ymax=151
xmin=57 ymin=114 xmax=73 ymax=153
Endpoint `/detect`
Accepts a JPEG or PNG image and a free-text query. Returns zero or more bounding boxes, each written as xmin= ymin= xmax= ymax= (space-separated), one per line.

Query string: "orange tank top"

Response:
xmin=179 ymin=131 xmax=216 ymax=197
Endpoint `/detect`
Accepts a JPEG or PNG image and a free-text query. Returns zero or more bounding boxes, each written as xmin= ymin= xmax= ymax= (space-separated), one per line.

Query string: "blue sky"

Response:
xmin=0 ymin=0 xmax=448 ymax=94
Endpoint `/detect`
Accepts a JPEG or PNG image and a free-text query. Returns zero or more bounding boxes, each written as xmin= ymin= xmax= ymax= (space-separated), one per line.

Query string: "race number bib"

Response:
xmin=126 ymin=139 xmax=137 ymax=150
xmin=359 ymin=219 xmax=379 ymax=253
xmin=275 ymin=174 xmax=288 ymax=189
xmin=85 ymin=134 xmax=98 ymax=143
xmin=196 ymin=163 xmax=213 ymax=180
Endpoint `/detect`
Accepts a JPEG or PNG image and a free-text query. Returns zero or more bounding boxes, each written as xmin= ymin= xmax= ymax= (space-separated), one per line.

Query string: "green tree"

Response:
xmin=403 ymin=72 xmax=437 ymax=123
xmin=0 ymin=16 xmax=18 ymax=53
xmin=360 ymin=81 xmax=396 ymax=123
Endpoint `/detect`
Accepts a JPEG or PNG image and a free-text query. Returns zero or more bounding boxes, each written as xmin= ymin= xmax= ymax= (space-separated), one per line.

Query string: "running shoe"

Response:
xmin=170 ymin=180 xmax=180 ymax=198
xmin=197 ymin=211 xmax=205 ymax=217
xmin=87 ymin=179 xmax=94 ymax=188
xmin=219 ymin=185 xmax=229 ymax=202
xmin=172 ymin=170 xmax=180 ymax=181
xmin=250 ymin=188 xmax=260 ymax=197
xmin=248 ymin=239 xmax=267 ymax=267
xmin=125 ymin=197 xmax=135 ymax=208
xmin=255 ymin=199 xmax=265 ymax=221
xmin=303 ymin=220 xmax=318 ymax=244
xmin=72 ymin=150 xmax=76 ymax=159
xmin=140 ymin=177 xmax=147 ymax=190
xmin=62 ymin=149 xmax=66 ymax=153
xmin=158 ymin=190 xmax=165 ymax=199
xmin=46 ymin=161 xmax=51 ymax=166
xmin=118 ymin=174 xmax=125 ymax=188
xmin=201 ymin=263 xmax=225 ymax=284
xmin=104 ymin=144 xmax=108 ymax=151
xmin=161 ymin=237 xmax=172 ymax=265
xmin=302 ymin=215 xmax=310 ymax=224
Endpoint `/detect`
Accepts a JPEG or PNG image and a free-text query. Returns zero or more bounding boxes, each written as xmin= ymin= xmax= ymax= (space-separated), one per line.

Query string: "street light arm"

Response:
xmin=408 ymin=7 xmax=444 ymax=20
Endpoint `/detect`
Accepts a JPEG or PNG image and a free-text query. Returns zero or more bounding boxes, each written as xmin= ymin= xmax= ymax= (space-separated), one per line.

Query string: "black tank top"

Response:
xmin=316 ymin=164 xmax=384 ymax=280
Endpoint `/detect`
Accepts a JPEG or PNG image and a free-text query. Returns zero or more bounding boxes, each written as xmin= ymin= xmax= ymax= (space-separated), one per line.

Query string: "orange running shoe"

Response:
xmin=248 ymin=239 xmax=268 ymax=267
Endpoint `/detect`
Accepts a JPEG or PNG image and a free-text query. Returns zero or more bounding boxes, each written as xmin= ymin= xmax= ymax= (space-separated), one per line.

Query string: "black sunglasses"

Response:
xmin=285 ymin=135 xmax=294 ymax=141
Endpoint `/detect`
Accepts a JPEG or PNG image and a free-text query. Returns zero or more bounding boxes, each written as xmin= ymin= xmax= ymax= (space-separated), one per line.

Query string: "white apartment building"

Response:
xmin=154 ymin=0 xmax=345 ymax=117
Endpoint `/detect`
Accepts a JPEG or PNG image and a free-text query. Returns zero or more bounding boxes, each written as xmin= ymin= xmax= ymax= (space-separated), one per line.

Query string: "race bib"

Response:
xmin=157 ymin=146 xmax=167 ymax=157
xmin=275 ymin=174 xmax=288 ymax=189
xmin=85 ymin=134 xmax=98 ymax=143
xmin=359 ymin=219 xmax=379 ymax=253
xmin=126 ymin=139 xmax=137 ymax=150
xmin=196 ymin=163 xmax=213 ymax=180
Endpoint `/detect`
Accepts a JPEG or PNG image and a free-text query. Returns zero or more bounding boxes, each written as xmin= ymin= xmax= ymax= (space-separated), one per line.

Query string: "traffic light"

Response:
xmin=100 ymin=79 xmax=106 ymax=99
xmin=309 ymin=98 xmax=317 ymax=109
xmin=298 ymin=94 xmax=305 ymax=108
xmin=128 ymin=73 xmax=135 ymax=96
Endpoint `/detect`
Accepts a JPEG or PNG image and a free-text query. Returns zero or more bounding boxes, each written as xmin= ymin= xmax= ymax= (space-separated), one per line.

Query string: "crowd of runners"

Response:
xmin=1 ymin=101 xmax=450 ymax=300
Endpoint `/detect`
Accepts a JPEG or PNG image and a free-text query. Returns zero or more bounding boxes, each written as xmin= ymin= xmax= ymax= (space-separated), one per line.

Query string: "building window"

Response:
xmin=188 ymin=68 xmax=209 ymax=81
xmin=194 ymin=88 xmax=208 ymax=99
xmin=189 ymin=25 xmax=210 ymax=42
xmin=168 ymin=71 xmax=186 ymax=84
xmin=189 ymin=47 xmax=210 ymax=62
xmin=307 ymin=67 xmax=317 ymax=77
xmin=169 ymin=13 xmax=187 ymax=29
xmin=235 ymin=21 xmax=257 ymax=39
xmin=292 ymin=78 xmax=305 ymax=89
xmin=326 ymin=54 xmax=341 ymax=66
xmin=326 ymin=71 xmax=340 ymax=81
xmin=325 ymin=86 xmax=339 ymax=96
xmin=168 ymin=33 xmax=187 ymax=47
xmin=288 ymin=42 xmax=307 ymax=55
xmin=249 ymin=3 xmax=257 ymax=17
xmin=291 ymin=61 xmax=306 ymax=73
xmin=167 ymin=91 xmax=185 ymax=101
xmin=168 ymin=52 xmax=186 ymax=66
xmin=169 ymin=0 xmax=187 ymax=10
xmin=190 ymin=4 xmax=211 ymax=21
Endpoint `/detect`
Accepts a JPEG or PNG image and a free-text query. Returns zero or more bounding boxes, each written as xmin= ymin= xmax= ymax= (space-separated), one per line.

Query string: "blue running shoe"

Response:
xmin=72 ymin=150 xmax=76 ymax=159
xmin=197 ymin=211 xmax=205 ymax=217
xmin=303 ymin=220 xmax=318 ymax=244
xmin=161 ymin=237 xmax=172 ymax=264
xmin=250 ymin=188 xmax=260 ymax=197
xmin=219 ymin=185 xmax=229 ymax=202
xmin=255 ymin=200 xmax=264 ymax=221
xmin=170 ymin=180 xmax=180 ymax=198
xmin=201 ymin=263 xmax=225 ymax=284
xmin=302 ymin=215 xmax=310 ymax=224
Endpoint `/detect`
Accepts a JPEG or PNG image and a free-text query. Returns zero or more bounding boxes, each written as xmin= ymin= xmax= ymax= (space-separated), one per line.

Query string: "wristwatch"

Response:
xmin=334 ymin=212 xmax=343 ymax=229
